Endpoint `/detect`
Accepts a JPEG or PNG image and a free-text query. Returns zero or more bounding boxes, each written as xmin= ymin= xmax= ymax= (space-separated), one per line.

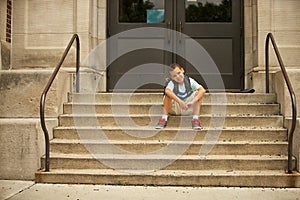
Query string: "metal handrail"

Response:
xmin=40 ymin=34 xmax=80 ymax=171
xmin=265 ymin=32 xmax=297 ymax=173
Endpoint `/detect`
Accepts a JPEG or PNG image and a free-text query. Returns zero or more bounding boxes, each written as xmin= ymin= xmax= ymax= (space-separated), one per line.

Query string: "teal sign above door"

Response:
xmin=147 ymin=9 xmax=165 ymax=23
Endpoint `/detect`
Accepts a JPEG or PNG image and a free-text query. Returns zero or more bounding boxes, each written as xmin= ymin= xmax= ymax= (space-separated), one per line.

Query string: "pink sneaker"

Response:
xmin=192 ymin=119 xmax=202 ymax=130
xmin=155 ymin=118 xmax=167 ymax=129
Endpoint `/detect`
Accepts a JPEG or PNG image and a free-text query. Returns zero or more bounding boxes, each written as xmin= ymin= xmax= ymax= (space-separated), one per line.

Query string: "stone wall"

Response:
xmin=0 ymin=70 xmax=71 ymax=118
xmin=0 ymin=70 xmax=71 ymax=180
xmin=275 ymin=69 xmax=300 ymax=171
xmin=285 ymin=119 xmax=300 ymax=171
xmin=1 ymin=0 xmax=107 ymax=180
xmin=257 ymin=0 xmax=300 ymax=68
xmin=11 ymin=0 xmax=106 ymax=69
xmin=0 ymin=0 xmax=7 ymax=40
xmin=255 ymin=0 xmax=300 ymax=171
xmin=0 ymin=118 xmax=57 ymax=180
xmin=244 ymin=0 xmax=258 ymax=89
xmin=11 ymin=0 xmax=107 ymax=90
xmin=253 ymin=0 xmax=300 ymax=91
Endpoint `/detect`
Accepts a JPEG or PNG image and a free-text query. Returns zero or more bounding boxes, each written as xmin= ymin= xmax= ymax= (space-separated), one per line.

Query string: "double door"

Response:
xmin=108 ymin=0 xmax=243 ymax=91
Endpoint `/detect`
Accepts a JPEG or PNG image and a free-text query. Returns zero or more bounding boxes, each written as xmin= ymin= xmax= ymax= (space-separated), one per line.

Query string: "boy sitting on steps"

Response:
xmin=156 ymin=63 xmax=206 ymax=130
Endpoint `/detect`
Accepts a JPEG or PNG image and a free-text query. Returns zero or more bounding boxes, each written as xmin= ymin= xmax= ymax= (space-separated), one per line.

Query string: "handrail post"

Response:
xmin=40 ymin=94 xmax=50 ymax=171
xmin=75 ymin=34 xmax=80 ymax=93
xmin=40 ymin=34 xmax=80 ymax=172
xmin=265 ymin=32 xmax=297 ymax=173
xmin=265 ymin=33 xmax=270 ymax=93
xmin=288 ymin=93 xmax=297 ymax=173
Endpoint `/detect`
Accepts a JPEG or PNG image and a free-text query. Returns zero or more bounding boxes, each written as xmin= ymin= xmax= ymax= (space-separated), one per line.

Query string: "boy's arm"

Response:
xmin=190 ymin=87 xmax=206 ymax=105
xmin=165 ymin=88 xmax=188 ymax=110
xmin=188 ymin=78 xmax=206 ymax=104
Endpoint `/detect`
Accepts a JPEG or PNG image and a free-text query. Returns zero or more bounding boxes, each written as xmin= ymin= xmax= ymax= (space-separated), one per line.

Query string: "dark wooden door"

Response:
xmin=107 ymin=0 xmax=173 ymax=91
xmin=176 ymin=0 xmax=243 ymax=90
xmin=107 ymin=0 xmax=243 ymax=91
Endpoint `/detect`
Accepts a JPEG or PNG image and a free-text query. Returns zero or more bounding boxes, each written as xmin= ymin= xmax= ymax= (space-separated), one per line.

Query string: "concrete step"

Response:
xmin=35 ymin=169 xmax=300 ymax=188
xmin=64 ymin=103 xmax=280 ymax=115
xmin=49 ymin=139 xmax=288 ymax=156
xmin=58 ymin=114 xmax=283 ymax=128
xmin=68 ymin=93 xmax=277 ymax=104
xmin=53 ymin=127 xmax=288 ymax=141
xmin=37 ymin=92 xmax=295 ymax=187
xmin=43 ymin=153 xmax=293 ymax=171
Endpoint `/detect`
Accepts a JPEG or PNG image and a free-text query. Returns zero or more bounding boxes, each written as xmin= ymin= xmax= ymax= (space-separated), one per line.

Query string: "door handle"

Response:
xmin=179 ymin=21 xmax=183 ymax=43
xmin=167 ymin=21 xmax=171 ymax=43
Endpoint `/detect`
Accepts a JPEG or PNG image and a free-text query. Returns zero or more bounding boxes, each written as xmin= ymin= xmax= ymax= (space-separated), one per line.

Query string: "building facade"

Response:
xmin=0 ymin=0 xmax=300 ymax=180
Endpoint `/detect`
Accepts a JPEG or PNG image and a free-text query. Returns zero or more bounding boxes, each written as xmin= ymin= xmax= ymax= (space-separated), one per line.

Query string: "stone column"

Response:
xmin=244 ymin=0 xmax=258 ymax=90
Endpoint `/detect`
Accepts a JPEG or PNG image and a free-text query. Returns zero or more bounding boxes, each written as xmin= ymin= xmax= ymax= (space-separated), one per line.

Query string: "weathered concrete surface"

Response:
xmin=0 ymin=118 xmax=57 ymax=180
xmin=274 ymin=69 xmax=300 ymax=172
xmin=70 ymin=69 xmax=106 ymax=93
xmin=0 ymin=70 xmax=70 ymax=118
xmin=275 ymin=69 xmax=300 ymax=118
xmin=0 ymin=180 xmax=34 ymax=200
xmin=285 ymin=118 xmax=300 ymax=171
xmin=11 ymin=1 xmax=106 ymax=68
xmin=0 ymin=40 xmax=10 ymax=70
xmin=0 ymin=69 xmax=70 ymax=180
xmin=1 ymin=180 xmax=300 ymax=200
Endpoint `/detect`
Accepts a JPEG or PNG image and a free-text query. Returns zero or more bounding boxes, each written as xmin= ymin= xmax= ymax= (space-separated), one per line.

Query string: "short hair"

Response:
xmin=169 ymin=63 xmax=182 ymax=72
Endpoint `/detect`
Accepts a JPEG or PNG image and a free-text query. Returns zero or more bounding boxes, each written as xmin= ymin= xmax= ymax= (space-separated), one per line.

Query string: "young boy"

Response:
xmin=156 ymin=63 xmax=206 ymax=130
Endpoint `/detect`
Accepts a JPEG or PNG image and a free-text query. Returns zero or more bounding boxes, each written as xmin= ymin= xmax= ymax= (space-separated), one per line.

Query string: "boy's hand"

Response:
xmin=186 ymin=102 xmax=194 ymax=109
xmin=179 ymin=100 xmax=189 ymax=110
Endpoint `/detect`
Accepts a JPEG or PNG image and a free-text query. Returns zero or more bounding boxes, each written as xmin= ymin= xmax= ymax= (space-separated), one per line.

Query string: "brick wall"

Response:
xmin=6 ymin=0 xmax=12 ymax=43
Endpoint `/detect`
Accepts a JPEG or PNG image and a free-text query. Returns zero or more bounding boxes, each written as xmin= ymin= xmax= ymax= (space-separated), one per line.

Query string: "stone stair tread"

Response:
xmin=47 ymin=153 xmax=291 ymax=160
xmin=36 ymin=169 xmax=300 ymax=187
xmin=53 ymin=126 xmax=287 ymax=142
xmin=67 ymin=102 xmax=163 ymax=106
xmin=58 ymin=114 xmax=283 ymax=128
xmin=50 ymin=138 xmax=287 ymax=144
xmin=64 ymin=103 xmax=280 ymax=116
xmin=65 ymin=102 xmax=278 ymax=105
xmin=54 ymin=126 xmax=287 ymax=131
xmin=37 ymin=168 xmax=296 ymax=177
xmin=68 ymin=93 xmax=277 ymax=104
xmin=59 ymin=113 xmax=281 ymax=117
xmin=69 ymin=93 xmax=276 ymax=97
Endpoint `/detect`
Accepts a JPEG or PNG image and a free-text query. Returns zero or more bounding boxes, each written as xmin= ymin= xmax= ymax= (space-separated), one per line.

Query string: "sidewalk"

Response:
xmin=1 ymin=180 xmax=300 ymax=200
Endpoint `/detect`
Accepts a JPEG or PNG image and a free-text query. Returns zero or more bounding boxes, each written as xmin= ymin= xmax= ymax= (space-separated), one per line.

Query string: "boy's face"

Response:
xmin=170 ymin=67 xmax=185 ymax=84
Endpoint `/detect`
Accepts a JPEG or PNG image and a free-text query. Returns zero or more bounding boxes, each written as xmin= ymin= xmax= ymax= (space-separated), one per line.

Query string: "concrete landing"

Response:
xmin=1 ymin=180 xmax=300 ymax=200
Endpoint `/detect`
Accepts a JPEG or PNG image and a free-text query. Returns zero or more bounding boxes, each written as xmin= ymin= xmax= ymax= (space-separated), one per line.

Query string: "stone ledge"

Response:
xmin=0 ymin=118 xmax=57 ymax=180
xmin=284 ymin=118 xmax=300 ymax=171
xmin=0 ymin=69 xmax=71 ymax=118
xmin=275 ymin=68 xmax=300 ymax=117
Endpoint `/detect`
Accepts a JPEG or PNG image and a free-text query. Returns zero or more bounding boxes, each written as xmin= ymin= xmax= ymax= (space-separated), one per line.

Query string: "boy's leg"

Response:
xmin=193 ymin=92 xmax=203 ymax=116
xmin=192 ymin=92 xmax=203 ymax=130
xmin=163 ymin=95 xmax=173 ymax=115
xmin=156 ymin=95 xmax=173 ymax=129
